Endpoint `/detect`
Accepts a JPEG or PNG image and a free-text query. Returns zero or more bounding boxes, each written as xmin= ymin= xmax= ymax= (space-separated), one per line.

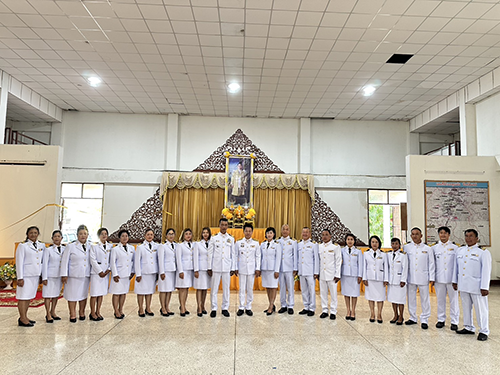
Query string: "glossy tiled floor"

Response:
xmin=2 ymin=287 xmax=500 ymax=374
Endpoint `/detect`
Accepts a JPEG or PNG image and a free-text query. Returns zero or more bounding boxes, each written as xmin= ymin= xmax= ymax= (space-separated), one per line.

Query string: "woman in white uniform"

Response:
xmin=176 ymin=228 xmax=195 ymax=317
xmin=158 ymin=228 xmax=176 ymax=317
xmin=109 ymin=229 xmax=135 ymax=319
xmin=42 ymin=230 xmax=65 ymax=323
xmin=61 ymin=225 xmax=92 ymax=323
xmin=135 ymin=228 xmax=159 ymax=317
xmin=16 ymin=226 xmax=44 ymax=327
xmin=387 ymin=237 xmax=408 ymax=325
xmin=89 ymin=227 xmax=111 ymax=321
xmin=193 ymin=227 xmax=212 ymax=317
xmin=363 ymin=235 xmax=388 ymax=323
xmin=341 ymin=233 xmax=363 ymax=321
xmin=260 ymin=227 xmax=282 ymax=316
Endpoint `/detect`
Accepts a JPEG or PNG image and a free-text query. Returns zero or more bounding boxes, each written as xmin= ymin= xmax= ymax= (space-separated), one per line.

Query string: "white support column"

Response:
xmin=459 ymin=92 xmax=477 ymax=156
xmin=0 ymin=71 xmax=10 ymax=144
xmin=299 ymin=117 xmax=311 ymax=173
xmin=407 ymin=132 xmax=420 ymax=155
xmin=165 ymin=113 xmax=179 ymax=170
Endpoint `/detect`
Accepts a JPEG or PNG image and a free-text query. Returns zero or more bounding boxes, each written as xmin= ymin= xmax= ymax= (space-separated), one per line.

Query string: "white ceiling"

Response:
xmin=1 ymin=0 xmax=500 ymax=121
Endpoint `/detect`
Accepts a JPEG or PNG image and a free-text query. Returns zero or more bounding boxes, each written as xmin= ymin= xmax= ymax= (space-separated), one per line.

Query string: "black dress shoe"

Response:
xmin=29 ymin=320 xmax=36 ymax=324
xmin=210 ymin=311 xmax=217 ymax=318
xmin=436 ymin=321 xmax=445 ymax=329
xmin=52 ymin=316 xmax=61 ymax=321
xmin=145 ymin=311 xmax=154 ymax=317
xmin=456 ymin=328 xmax=475 ymax=335
xmin=288 ymin=308 xmax=294 ymax=315
xmin=378 ymin=319 xmax=383 ymax=324
xmin=320 ymin=312 xmax=328 ymax=319
xmin=79 ymin=316 xmax=86 ymax=321
xmin=98 ymin=316 xmax=104 ymax=321
xmin=180 ymin=312 xmax=186 ymax=317
xmin=369 ymin=318 xmax=375 ymax=323
xmin=405 ymin=320 xmax=417 ymax=325
xmin=185 ymin=310 xmax=190 ymax=315
xmin=138 ymin=311 xmax=146 ymax=318
xmin=450 ymin=324 xmax=458 ymax=331
xmin=121 ymin=313 xmax=125 ymax=318
xmin=330 ymin=314 xmax=336 ymax=320
xmin=70 ymin=318 xmax=77 ymax=323
xmin=299 ymin=309 xmax=308 ymax=315
xmin=45 ymin=316 xmax=54 ymax=323
xmin=167 ymin=312 xmax=174 ymax=316
xmin=221 ymin=310 xmax=230 ymax=317
xmin=89 ymin=314 xmax=99 ymax=321
xmin=18 ymin=318 xmax=34 ymax=327
xmin=421 ymin=323 xmax=428 ymax=329
xmin=197 ymin=313 xmax=203 ymax=317
xmin=245 ymin=310 xmax=253 ymax=316
xmin=160 ymin=309 xmax=168 ymax=317
xmin=202 ymin=310 xmax=207 ymax=315
xmin=396 ymin=320 xmax=403 ymax=326
xmin=307 ymin=311 xmax=315 ymax=317
xmin=390 ymin=317 xmax=398 ymax=324
xmin=477 ymin=333 xmax=488 ymax=341
xmin=114 ymin=313 xmax=124 ymax=320
xmin=351 ymin=317 xmax=356 ymax=321
xmin=266 ymin=310 xmax=274 ymax=316
xmin=278 ymin=307 xmax=287 ymax=314
xmin=237 ymin=309 xmax=244 ymax=316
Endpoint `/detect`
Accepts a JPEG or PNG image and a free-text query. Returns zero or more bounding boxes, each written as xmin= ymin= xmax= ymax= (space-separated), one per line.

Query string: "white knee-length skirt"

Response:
xmin=175 ymin=270 xmax=193 ymax=289
xmin=64 ymin=277 xmax=90 ymax=302
xmin=193 ymin=270 xmax=211 ymax=290
xmin=158 ymin=271 xmax=176 ymax=293
xmin=262 ymin=270 xmax=279 ymax=289
xmin=341 ymin=275 xmax=360 ymax=297
xmin=134 ymin=274 xmax=157 ymax=295
xmin=42 ymin=277 xmax=62 ymax=298
xmin=16 ymin=276 xmax=39 ymax=300
xmin=109 ymin=276 xmax=131 ymax=295
xmin=365 ymin=280 xmax=386 ymax=302
xmin=90 ymin=274 xmax=109 ymax=297
xmin=387 ymin=283 xmax=407 ymax=304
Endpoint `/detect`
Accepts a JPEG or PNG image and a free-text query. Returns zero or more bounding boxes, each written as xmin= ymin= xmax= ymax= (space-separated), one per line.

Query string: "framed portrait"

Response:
xmin=225 ymin=154 xmax=254 ymax=208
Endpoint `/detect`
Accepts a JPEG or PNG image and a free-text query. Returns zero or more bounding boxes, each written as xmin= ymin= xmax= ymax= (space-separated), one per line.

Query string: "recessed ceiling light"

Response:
xmin=362 ymin=85 xmax=376 ymax=96
xmin=227 ymin=82 xmax=241 ymax=93
xmin=87 ymin=76 xmax=102 ymax=87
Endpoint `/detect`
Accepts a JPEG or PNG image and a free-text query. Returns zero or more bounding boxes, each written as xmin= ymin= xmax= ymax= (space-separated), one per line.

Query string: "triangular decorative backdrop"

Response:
xmin=110 ymin=129 xmax=364 ymax=245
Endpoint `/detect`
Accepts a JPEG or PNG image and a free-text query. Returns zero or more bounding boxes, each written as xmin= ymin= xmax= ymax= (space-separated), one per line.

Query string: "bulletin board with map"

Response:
xmin=425 ymin=181 xmax=490 ymax=246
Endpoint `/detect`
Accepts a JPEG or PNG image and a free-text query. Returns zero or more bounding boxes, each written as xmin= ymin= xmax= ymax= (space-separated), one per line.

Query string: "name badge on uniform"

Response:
xmin=328 ymin=250 xmax=334 ymax=253
xmin=251 ymin=245 xmax=255 ymax=248
xmin=396 ymin=261 xmax=401 ymax=263
xmin=352 ymin=254 xmax=357 ymax=256
xmin=287 ymin=241 xmax=292 ymax=245
xmin=226 ymin=239 xmax=231 ymax=243
xmin=377 ymin=256 xmax=383 ymax=259
xmin=422 ymin=251 xmax=428 ymax=254
xmin=471 ymin=253 xmax=479 ymax=257
xmin=448 ymin=248 xmax=454 ymax=251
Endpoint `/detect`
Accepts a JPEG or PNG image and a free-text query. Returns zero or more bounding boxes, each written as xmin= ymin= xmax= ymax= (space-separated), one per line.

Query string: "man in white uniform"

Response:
xmin=297 ymin=227 xmax=319 ymax=317
xmin=404 ymin=227 xmax=435 ymax=330
xmin=318 ymin=229 xmax=342 ymax=320
xmin=277 ymin=224 xmax=298 ymax=315
xmin=208 ymin=218 xmax=235 ymax=318
xmin=453 ymin=229 xmax=491 ymax=341
xmin=432 ymin=226 xmax=459 ymax=330
xmin=234 ymin=223 xmax=261 ymax=316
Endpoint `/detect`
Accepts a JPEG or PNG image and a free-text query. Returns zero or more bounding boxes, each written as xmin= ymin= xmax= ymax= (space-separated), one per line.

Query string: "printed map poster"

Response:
xmin=425 ymin=181 xmax=490 ymax=246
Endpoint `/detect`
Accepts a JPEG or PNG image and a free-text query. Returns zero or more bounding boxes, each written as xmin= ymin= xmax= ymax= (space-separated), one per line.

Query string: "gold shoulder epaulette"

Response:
xmin=334 ymin=242 xmax=340 ymax=246
xmin=429 ymin=242 xmax=436 ymax=247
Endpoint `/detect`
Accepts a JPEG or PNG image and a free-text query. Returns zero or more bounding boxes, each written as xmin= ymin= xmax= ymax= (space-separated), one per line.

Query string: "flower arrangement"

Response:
xmin=221 ymin=206 xmax=256 ymax=223
xmin=0 ymin=262 xmax=16 ymax=281
xmin=245 ymin=208 xmax=256 ymax=220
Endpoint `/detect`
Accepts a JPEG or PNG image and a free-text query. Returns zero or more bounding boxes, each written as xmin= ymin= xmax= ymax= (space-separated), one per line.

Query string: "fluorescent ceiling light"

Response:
xmin=87 ymin=76 xmax=102 ymax=87
xmin=227 ymin=82 xmax=241 ymax=93
xmin=362 ymin=85 xmax=376 ymax=96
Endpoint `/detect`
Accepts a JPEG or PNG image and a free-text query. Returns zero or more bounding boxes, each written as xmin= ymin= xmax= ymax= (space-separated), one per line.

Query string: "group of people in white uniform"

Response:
xmin=15 ymin=219 xmax=491 ymax=341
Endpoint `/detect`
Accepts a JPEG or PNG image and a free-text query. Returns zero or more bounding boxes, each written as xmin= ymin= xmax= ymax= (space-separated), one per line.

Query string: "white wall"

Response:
xmin=476 ymin=91 xmax=500 ymax=157
xmin=406 ymin=155 xmax=500 ymax=278
xmin=0 ymin=145 xmax=62 ymax=257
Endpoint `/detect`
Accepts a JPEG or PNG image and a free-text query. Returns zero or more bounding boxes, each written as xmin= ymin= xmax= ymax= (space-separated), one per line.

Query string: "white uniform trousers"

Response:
xmin=279 ymin=271 xmax=295 ymax=308
xmin=238 ymin=274 xmax=255 ymax=310
xmin=210 ymin=271 xmax=230 ymax=311
xmin=461 ymin=291 xmax=489 ymax=335
xmin=407 ymin=283 xmax=431 ymax=323
xmin=320 ymin=279 xmax=338 ymax=314
xmin=299 ymin=275 xmax=316 ymax=311
xmin=435 ymin=282 xmax=459 ymax=325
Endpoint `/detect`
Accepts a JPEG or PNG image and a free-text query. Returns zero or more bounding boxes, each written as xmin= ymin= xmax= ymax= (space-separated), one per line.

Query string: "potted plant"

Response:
xmin=0 ymin=262 xmax=16 ymax=290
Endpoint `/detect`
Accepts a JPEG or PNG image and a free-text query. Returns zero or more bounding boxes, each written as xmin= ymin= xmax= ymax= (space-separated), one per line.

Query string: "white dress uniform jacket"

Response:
xmin=404 ymin=241 xmax=435 ymax=285
xmin=16 ymin=240 xmax=44 ymax=279
xmin=453 ymin=244 xmax=491 ymax=295
xmin=341 ymin=246 xmax=363 ymax=278
xmin=60 ymin=241 xmax=91 ymax=278
xmin=110 ymin=243 xmax=135 ymax=278
xmin=297 ymin=239 xmax=319 ymax=276
xmin=318 ymin=241 xmax=342 ymax=281
xmin=387 ymin=250 xmax=408 ymax=285
xmin=208 ymin=232 xmax=235 ymax=272
xmin=42 ymin=244 xmax=65 ymax=279
xmin=278 ymin=237 xmax=298 ymax=272
xmin=260 ymin=241 xmax=282 ymax=272
xmin=194 ymin=240 xmax=212 ymax=272
xmin=363 ymin=249 xmax=389 ymax=282
xmin=158 ymin=241 xmax=177 ymax=274
xmin=135 ymin=241 xmax=159 ymax=277
xmin=89 ymin=242 xmax=111 ymax=275
xmin=433 ymin=241 xmax=459 ymax=284
xmin=176 ymin=241 xmax=194 ymax=273
xmin=235 ymin=238 xmax=261 ymax=275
